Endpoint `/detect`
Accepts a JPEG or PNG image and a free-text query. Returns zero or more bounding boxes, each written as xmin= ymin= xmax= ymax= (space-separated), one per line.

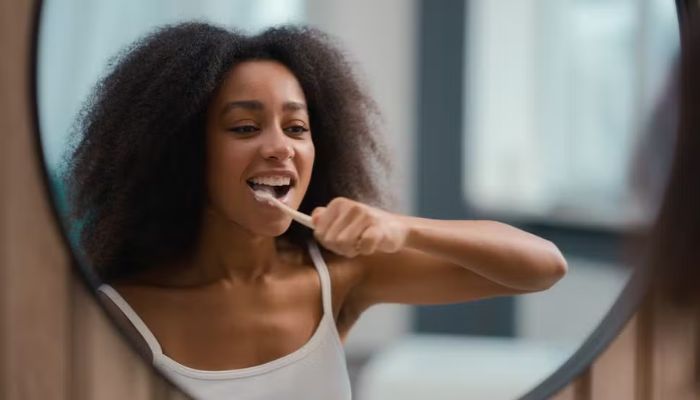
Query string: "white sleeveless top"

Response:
xmin=98 ymin=241 xmax=352 ymax=400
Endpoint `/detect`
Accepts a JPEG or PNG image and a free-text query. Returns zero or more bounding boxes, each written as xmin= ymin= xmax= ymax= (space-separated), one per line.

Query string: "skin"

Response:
xmin=107 ymin=60 xmax=568 ymax=371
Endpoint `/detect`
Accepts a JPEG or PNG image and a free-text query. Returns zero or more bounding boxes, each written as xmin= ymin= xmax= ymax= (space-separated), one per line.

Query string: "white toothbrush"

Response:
xmin=253 ymin=191 xmax=315 ymax=229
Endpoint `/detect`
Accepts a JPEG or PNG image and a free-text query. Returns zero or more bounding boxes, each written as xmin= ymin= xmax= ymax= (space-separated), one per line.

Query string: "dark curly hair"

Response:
xmin=63 ymin=22 xmax=391 ymax=282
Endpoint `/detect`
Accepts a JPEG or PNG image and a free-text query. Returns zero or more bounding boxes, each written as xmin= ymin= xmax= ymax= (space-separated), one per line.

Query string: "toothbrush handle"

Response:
xmin=288 ymin=207 xmax=315 ymax=229
xmin=270 ymin=197 xmax=315 ymax=229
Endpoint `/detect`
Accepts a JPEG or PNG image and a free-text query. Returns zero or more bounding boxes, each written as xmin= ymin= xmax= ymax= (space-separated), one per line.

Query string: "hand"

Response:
xmin=311 ymin=197 xmax=408 ymax=258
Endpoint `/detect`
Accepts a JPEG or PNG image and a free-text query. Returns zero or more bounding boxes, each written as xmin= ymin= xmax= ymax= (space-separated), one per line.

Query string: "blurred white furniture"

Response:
xmin=356 ymin=334 xmax=572 ymax=400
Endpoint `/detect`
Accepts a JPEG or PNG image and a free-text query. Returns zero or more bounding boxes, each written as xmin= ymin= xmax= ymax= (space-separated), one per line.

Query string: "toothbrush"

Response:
xmin=253 ymin=191 xmax=315 ymax=229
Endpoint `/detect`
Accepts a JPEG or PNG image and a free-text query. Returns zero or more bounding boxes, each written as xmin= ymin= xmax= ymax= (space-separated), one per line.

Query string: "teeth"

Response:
xmin=248 ymin=176 xmax=291 ymax=186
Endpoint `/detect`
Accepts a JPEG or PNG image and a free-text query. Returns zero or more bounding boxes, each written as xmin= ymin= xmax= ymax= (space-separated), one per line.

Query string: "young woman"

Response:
xmin=65 ymin=22 xmax=567 ymax=400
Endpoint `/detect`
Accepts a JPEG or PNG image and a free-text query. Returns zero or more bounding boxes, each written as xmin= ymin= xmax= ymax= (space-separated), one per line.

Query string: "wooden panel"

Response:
xmin=635 ymin=295 xmax=654 ymax=400
xmin=589 ymin=314 xmax=638 ymax=399
xmin=1 ymin=0 xmax=70 ymax=398
xmin=553 ymin=294 xmax=700 ymax=400
xmin=647 ymin=296 xmax=699 ymax=400
xmin=0 ymin=0 xmax=8 ymax=390
xmin=550 ymin=384 xmax=577 ymax=400
xmin=550 ymin=370 xmax=591 ymax=400
xmin=0 ymin=0 xmax=187 ymax=398
xmin=71 ymin=279 xmax=156 ymax=400
xmin=575 ymin=370 xmax=593 ymax=400
xmin=70 ymin=279 xmax=188 ymax=400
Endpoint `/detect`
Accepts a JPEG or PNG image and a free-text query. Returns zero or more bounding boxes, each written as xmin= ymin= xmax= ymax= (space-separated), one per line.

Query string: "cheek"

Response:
xmin=297 ymin=142 xmax=315 ymax=185
xmin=205 ymin=139 xmax=250 ymax=209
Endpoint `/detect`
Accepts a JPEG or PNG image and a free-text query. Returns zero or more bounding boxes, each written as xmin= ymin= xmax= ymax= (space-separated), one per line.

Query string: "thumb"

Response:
xmin=311 ymin=207 xmax=327 ymax=225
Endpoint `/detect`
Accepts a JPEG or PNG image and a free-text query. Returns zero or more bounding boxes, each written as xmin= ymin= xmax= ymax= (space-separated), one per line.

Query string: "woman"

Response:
xmin=65 ymin=22 xmax=567 ymax=400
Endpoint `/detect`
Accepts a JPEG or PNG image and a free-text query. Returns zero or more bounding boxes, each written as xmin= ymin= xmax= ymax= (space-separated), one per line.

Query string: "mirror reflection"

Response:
xmin=37 ymin=1 xmax=679 ymax=399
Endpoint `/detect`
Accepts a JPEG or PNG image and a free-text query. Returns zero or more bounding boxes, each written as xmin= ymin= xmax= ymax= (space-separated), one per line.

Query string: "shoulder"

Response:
xmin=96 ymin=285 xmax=155 ymax=361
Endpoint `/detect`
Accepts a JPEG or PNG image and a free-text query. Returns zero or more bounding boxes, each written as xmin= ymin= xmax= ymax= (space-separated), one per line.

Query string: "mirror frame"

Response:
xmin=28 ymin=0 xmax=190 ymax=397
xmin=28 ymin=0 xmax=689 ymax=399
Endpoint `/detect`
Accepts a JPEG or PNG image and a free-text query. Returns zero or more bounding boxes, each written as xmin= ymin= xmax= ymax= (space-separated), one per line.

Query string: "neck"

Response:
xmin=189 ymin=209 xmax=282 ymax=283
xmin=120 ymin=209 xmax=303 ymax=288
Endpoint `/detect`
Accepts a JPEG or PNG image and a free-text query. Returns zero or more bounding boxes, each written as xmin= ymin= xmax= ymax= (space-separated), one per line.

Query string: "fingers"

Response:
xmin=311 ymin=206 xmax=327 ymax=227
xmin=312 ymin=198 xmax=374 ymax=257
xmin=356 ymin=225 xmax=381 ymax=255
xmin=332 ymin=215 xmax=371 ymax=257
xmin=312 ymin=198 xmax=349 ymax=237
xmin=324 ymin=204 xmax=362 ymax=242
xmin=312 ymin=197 xmax=407 ymax=258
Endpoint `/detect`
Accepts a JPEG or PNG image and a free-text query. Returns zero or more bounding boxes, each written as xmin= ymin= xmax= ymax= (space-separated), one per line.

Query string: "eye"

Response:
xmin=228 ymin=125 xmax=259 ymax=134
xmin=284 ymin=125 xmax=310 ymax=135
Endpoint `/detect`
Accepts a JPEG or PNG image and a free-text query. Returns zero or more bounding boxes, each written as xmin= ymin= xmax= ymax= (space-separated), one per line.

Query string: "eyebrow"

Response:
xmin=220 ymin=100 xmax=307 ymax=116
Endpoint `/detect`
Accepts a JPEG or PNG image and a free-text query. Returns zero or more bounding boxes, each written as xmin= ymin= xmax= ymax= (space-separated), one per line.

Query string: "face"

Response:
xmin=204 ymin=60 xmax=315 ymax=236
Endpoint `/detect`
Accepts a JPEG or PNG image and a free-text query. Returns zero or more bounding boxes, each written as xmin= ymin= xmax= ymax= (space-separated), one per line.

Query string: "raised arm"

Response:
xmin=311 ymin=197 xmax=567 ymax=308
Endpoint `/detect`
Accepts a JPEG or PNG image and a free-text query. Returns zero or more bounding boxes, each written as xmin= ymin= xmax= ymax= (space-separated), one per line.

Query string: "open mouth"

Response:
xmin=245 ymin=179 xmax=294 ymax=199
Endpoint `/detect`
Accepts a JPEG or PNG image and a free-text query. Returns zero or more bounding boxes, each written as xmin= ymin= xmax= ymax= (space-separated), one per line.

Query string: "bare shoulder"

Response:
xmin=96 ymin=288 xmax=154 ymax=361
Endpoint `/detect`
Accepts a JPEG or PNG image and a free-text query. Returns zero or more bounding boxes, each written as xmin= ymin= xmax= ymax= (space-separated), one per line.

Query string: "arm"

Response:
xmin=312 ymin=198 xmax=567 ymax=308
xmin=400 ymin=216 xmax=567 ymax=291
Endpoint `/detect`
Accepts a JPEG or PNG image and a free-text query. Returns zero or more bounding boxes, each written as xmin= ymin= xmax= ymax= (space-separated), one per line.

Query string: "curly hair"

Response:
xmin=63 ymin=22 xmax=391 ymax=282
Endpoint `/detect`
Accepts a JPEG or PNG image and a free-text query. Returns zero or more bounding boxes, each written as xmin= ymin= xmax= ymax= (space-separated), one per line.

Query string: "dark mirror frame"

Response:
xmin=29 ymin=0 xmax=689 ymax=399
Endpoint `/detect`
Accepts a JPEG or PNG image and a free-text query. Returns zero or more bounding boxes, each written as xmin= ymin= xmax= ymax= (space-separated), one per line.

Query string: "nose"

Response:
xmin=259 ymin=127 xmax=294 ymax=161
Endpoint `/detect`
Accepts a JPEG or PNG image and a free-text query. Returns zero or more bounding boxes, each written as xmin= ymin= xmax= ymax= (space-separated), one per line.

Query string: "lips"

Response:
xmin=246 ymin=182 xmax=294 ymax=207
xmin=246 ymin=180 xmax=292 ymax=198
xmin=245 ymin=171 xmax=297 ymax=201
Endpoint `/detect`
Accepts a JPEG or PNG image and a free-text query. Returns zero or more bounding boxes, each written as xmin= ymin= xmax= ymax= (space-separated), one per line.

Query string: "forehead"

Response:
xmin=214 ymin=60 xmax=307 ymax=104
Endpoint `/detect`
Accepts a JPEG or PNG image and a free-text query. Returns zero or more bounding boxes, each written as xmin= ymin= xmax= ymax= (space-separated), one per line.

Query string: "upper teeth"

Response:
xmin=248 ymin=176 xmax=291 ymax=186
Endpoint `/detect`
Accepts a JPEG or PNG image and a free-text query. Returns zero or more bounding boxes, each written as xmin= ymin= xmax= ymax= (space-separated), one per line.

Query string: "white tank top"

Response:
xmin=98 ymin=240 xmax=352 ymax=400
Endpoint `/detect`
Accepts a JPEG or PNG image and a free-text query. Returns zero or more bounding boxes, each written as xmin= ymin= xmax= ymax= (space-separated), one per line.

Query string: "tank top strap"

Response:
xmin=307 ymin=240 xmax=334 ymax=317
xmin=97 ymin=284 xmax=163 ymax=357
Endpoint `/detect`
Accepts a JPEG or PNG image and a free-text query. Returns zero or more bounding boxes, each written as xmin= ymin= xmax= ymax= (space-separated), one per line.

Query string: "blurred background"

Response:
xmin=37 ymin=0 xmax=679 ymax=399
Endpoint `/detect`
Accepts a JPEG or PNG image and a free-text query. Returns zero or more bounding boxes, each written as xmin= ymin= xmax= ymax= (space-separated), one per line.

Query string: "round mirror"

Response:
xmin=35 ymin=0 xmax=680 ymax=399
